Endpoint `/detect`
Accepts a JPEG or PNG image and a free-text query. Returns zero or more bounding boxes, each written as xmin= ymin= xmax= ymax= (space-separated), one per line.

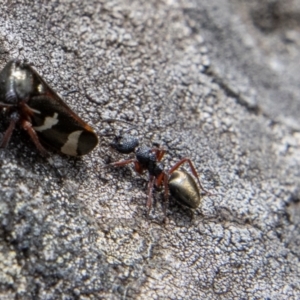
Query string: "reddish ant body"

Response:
xmin=108 ymin=135 xmax=213 ymax=218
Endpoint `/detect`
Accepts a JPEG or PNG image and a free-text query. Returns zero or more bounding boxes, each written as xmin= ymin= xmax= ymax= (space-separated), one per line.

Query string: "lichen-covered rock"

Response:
xmin=0 ymin=0 xmax=299 ymax=299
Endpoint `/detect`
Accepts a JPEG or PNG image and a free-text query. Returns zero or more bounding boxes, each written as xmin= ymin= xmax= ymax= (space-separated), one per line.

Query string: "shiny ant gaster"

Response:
xmin=107 ymin=134 xmax=214 ymax=219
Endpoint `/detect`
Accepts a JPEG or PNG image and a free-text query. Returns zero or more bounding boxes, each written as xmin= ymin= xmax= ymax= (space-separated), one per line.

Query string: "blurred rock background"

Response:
xmin=0 ymin=0 xmax=299 ymax=299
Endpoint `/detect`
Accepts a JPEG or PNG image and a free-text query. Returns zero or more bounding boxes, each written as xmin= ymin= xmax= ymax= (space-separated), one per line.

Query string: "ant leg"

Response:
xmin=151 ymin=148 xmax=166 ymax=162
xmin=21 ymin=120 xmax=49 ymax=157
xmin=157 ymin=149 xmax=166 ymax=161
xmin=162 ymin=172 xmax=169 ymax=218
xmin=106 ymin=159 xmax=145 ymax=175
xmin=134 ymin=161 xmax=145 ymax=174
xmin=168 ymin=157 xmax=214 ymax=196
xmin=0 ymin=111 xmax=19 ymax=148
xmin=155 ymin=171 xmax=169 ymax=219
xmin=108 ymin=158 xmax=136 ymax=168
xmin=146 ymin=175 xmax=156 ymax=216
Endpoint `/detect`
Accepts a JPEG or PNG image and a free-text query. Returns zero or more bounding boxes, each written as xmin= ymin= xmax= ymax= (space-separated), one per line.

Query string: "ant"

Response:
xmin=106 ymin=134 xmax=214 ymax=220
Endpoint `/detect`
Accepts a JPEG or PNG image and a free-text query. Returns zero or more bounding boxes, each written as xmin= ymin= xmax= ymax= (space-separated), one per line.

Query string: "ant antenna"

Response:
xmin=101 ymin=118 xmax=138 ymax=128
xmin=98 ymin=119 xmax=139 ymax=139
xmin=63 ymin=90 xmax=79 ymax=97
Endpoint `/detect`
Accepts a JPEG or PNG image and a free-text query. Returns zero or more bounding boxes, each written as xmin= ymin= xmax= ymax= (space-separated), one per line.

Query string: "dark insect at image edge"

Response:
xmin=0 ymin=60 xmax=98 ymax=157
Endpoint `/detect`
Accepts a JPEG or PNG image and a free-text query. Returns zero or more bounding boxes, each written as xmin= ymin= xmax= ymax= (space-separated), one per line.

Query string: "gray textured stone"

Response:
xmin=0 ymin=0 xmax=299 ymax=299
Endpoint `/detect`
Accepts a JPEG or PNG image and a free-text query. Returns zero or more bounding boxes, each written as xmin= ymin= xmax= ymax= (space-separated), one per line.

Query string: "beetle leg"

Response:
xmin=0 ymin=111 xmax=20 ymax=148
xmin=21 ymin=119 xmax=49 ymax=157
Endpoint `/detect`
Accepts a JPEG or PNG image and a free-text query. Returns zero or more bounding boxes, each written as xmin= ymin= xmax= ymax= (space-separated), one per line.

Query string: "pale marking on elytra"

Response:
xmin=29 ymin=107 xmax=41 ymax=114
xmin=34 ymin=112 xmax=59 ymax=131
xmin=61 ymin=130 xmax=82 ymax=156
xmin=37 ymin=84 xmax=44 ymax=93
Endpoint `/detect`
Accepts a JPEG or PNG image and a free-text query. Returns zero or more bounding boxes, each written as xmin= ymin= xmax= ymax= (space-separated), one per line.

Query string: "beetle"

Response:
xmin=107 ymin=134 xmax=213 ymax=218
xmin=0 ymin=60 xmax=98 ymax=156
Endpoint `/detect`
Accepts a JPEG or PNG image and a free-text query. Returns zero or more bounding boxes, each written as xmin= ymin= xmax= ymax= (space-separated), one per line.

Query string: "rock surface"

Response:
xmin=0 ymin=0 xmax=299 ymax=299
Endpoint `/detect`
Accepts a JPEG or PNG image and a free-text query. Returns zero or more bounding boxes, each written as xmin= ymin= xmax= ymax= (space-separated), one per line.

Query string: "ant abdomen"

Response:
xmin=169 ymin=170 xmax=200 ymax=209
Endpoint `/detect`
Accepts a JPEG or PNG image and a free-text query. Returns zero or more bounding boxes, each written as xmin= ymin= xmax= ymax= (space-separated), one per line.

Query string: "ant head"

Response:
xmin=110 ymin=134 xmax=139 ymax=154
